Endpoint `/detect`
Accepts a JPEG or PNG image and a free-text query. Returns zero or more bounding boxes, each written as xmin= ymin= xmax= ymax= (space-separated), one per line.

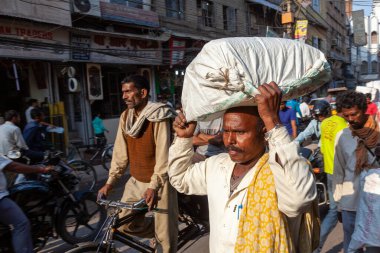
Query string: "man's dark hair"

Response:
xmin=336 ymin=91 xmax=367 ymax=112
xmin=365 ymin=93 xmax=372 ymax=99
xmin=30 ymin=108 xmax=44 ymax=120
xmin=4 ymin=110 xmax=19 ymax=121
xmin=27 ymin=98 xmax=38 ymax=106
xmin=302 ymin=96 xmax=311 ymax=103
xmin=121 ymin=75 xmax=150 ymax=94
xmin=335 ymin=102 xmax=342 ymax=113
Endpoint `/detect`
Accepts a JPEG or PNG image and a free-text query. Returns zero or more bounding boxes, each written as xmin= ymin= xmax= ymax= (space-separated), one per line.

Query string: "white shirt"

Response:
xmin=194 ymin=118 xmax=225 ymax=157
xmin=300 ymin=102 xmax=311 ymax=118
xmin=0 ymin=121 xmax=29 ymax=155
xmin=333 ymin=128 xmax=377 ymax=211
xmin=25 ymin=106 xmax=34 ymax=123
xmin=169 ymin=127 xmax=316 ymax=253
xmin=0 ymin=155 xmax=12 ymax=199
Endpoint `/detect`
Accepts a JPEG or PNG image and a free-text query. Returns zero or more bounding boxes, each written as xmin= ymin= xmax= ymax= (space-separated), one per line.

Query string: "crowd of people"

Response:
xmin=2 ymin=74 xmax=380 ymax=253
xmin=279 ymin=92 xmax=380 ymax=253
xmin=0 ymin=99 xmax=60 ymax=253
xmin=98 ymin=76 xmax=380 ymax=253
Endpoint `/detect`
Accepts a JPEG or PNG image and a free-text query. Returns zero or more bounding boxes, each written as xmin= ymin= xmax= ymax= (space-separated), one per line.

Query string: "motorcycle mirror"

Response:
xmin=7 ymin=150 xmax=21 ymax=159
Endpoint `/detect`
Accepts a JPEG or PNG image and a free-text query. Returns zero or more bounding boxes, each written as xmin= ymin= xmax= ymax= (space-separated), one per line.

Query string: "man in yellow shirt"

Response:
xmin=317 ymin=107 xmax=347 ymax=252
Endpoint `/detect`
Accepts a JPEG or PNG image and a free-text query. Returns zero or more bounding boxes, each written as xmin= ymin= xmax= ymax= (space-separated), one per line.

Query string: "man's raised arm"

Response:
xmin=168 ymin=113 xmax=207 ymax=195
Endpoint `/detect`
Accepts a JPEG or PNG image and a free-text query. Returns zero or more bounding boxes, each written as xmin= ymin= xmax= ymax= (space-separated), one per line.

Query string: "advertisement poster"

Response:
xmin=294 ymin=20 xmax=308 ymax=42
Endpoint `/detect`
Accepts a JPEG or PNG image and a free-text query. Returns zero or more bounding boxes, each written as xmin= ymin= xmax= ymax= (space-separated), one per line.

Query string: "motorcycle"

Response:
xmin=300 ymin=146 xmax=328 ymax=205
xmin=0 ymin=152 xmax=107 ymax=253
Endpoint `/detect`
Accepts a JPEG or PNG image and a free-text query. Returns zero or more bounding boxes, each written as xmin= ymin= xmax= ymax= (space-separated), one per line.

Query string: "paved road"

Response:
xmin=38 ymin=165 xmax=344 ymax=253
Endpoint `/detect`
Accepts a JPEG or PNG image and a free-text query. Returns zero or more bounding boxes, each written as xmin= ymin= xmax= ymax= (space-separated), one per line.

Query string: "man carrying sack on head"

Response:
xmin=169 ymin=82 xmax=318 ymax=253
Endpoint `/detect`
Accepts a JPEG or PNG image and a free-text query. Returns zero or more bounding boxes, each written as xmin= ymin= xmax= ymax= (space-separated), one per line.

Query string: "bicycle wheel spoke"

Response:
xmin=89 ymin=209 xmax=99 ymax=218
xmin=70 ymin=207 xmax=80 ymax=215
xmin=82 ymin=202 xmax=89 ymax=213
xmin=84 ymin=223 xmax=95 ymax=231
xmin=72 ymin=223 xmax=80 ymax=236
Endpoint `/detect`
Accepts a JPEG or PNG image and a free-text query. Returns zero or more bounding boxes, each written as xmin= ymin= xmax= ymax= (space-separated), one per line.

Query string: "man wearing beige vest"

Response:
xmin=98 ymin=75 xmax=178 ymax=253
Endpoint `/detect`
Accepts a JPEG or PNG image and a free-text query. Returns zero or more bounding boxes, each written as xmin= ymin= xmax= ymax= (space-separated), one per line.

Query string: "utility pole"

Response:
xmin=281 ymin=0 xmax=294 ymax=38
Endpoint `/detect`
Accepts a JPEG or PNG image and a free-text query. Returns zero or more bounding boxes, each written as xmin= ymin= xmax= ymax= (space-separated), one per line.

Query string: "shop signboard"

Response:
xmin=100 ymin=1 xmax=159 ymax=28
xmin=71 ymin=34 xmax=91 ymax=61
xmin=91 ymin=34 xmax=162 ymax=64
xmin=0 ymin=18 xmax=70 ymax=61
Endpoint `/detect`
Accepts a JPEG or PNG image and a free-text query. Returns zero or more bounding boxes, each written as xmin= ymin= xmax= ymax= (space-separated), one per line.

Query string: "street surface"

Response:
xmin=38 ymin=164 xmax=344 ymax=253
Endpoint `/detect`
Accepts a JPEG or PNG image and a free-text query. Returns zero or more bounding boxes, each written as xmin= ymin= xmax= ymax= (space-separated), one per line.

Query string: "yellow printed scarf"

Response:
xmin=234 ymin=153 xmax=292 ymax=253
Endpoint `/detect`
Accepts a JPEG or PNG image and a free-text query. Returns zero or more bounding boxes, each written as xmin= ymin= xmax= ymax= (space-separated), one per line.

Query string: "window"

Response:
xmin=312 ymin=36 xmax=319 ymax=49
xmin=223 ymin=6 xmax=237 ymax=32
xmin=166 ymin=0 xmax=185 ymax=20
xmin=110 ymin=0 xmax=143 ymax=9
xmin=312 ymin=0 xmax=320 ymax=13
xmin=372 ymin=61 xmax=378 ymax=73
xmin=319 ymin=38 xmax=325 ymax=51
xmin=361 ymin=61 xmax=368 ymax=74
xmin=371 ymin=31 xmax=378 ymax=44
xmin=337 ymin=34 xmax=342 ymax=48
xmin=197 ymin=0 xmax=214 ymax=27
xmin=101 ymin=71 xmax=126 ymax=118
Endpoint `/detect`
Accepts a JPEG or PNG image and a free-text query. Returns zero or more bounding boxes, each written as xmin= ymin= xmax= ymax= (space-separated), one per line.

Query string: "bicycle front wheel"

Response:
xmin=100 ymin=145 xmax=113 ymax=171
xmin=57 ymin=194 xmax=107 ymax=245
xmin=68 ymin=160 xmax=97 ymax=191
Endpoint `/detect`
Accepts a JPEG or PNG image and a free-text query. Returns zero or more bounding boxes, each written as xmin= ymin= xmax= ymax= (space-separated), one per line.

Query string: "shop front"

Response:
xmin=65 ymin=31 xmax=163 ymax=144
xmin=155 ymin=37 xmax=206 ymax=109
xmin=0 ymin=17 xmax=71 ymax=150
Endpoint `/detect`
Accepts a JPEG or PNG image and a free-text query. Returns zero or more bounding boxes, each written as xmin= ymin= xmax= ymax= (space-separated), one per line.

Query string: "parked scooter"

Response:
xmin=0 ymin=151 xmax=106 ymax=253
xmin=300 ymin=146 xmax=328 ymax=205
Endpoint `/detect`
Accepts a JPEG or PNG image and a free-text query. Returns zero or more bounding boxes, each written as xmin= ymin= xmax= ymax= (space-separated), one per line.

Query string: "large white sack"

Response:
xmin=182 ymin=37 xmax=331 ymax=121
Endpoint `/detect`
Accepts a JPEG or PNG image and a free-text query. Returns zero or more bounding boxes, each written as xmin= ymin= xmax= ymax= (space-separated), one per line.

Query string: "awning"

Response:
xmin=169 ymin=30 xmax=212 ymax=41
xmin=246 ymin=0 xmax=282 ymax=12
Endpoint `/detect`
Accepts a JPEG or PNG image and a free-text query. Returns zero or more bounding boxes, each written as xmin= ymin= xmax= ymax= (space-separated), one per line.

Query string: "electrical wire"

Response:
xmin=2 ymin=0 xmax=375 ymax=63
xmin=12 ymin=0 xmax=363 ymax=42
xmin=17 ymin=0 xmax=265 ymax=31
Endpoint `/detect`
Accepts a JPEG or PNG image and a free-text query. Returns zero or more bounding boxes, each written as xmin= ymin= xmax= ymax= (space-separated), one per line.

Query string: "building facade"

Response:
xmin=0 ymin=0 xmax=264 ymax=147
xmin=346 ymin=0 xmax=380 ymax=86
xmin=2 ymin=0 xmax=345 ymax=147
xmin=319 ymin=0 xmax=349 ymax=90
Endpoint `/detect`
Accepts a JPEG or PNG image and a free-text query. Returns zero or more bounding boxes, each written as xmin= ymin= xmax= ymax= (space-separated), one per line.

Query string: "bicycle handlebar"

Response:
xmin=97 ymin=198 xmax=148 ymax=210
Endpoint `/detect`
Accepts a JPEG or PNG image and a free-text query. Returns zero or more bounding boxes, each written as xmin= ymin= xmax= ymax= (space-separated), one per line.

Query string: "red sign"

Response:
xmin=0 ymin=25 xmax=53 ymax=40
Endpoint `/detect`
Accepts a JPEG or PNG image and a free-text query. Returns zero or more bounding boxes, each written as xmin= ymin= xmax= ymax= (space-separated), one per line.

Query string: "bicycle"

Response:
xmin=64 ymin=137 xmax=114 ymax=191
xmin=66 ymin=197 xmax=209 ymax=253
xmin=68 ymin=137 xmax=113 ymax=171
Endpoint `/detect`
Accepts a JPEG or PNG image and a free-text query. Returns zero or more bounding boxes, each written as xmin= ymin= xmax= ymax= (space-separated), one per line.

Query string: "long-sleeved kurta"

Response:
xmin=106 ymin=110 xmax=171 ymax=191
xmin=333 ymin=128 xmax=377 ymax=211
xmin=169 ymin=126 xmax=316 ymax=253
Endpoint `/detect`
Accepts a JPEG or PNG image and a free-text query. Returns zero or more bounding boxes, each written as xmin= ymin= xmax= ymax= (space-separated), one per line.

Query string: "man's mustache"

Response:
xmin=226 ymin=146 xmax=243 ymax=153
xmin=348 ymin=121 xmax=357 ymax=126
